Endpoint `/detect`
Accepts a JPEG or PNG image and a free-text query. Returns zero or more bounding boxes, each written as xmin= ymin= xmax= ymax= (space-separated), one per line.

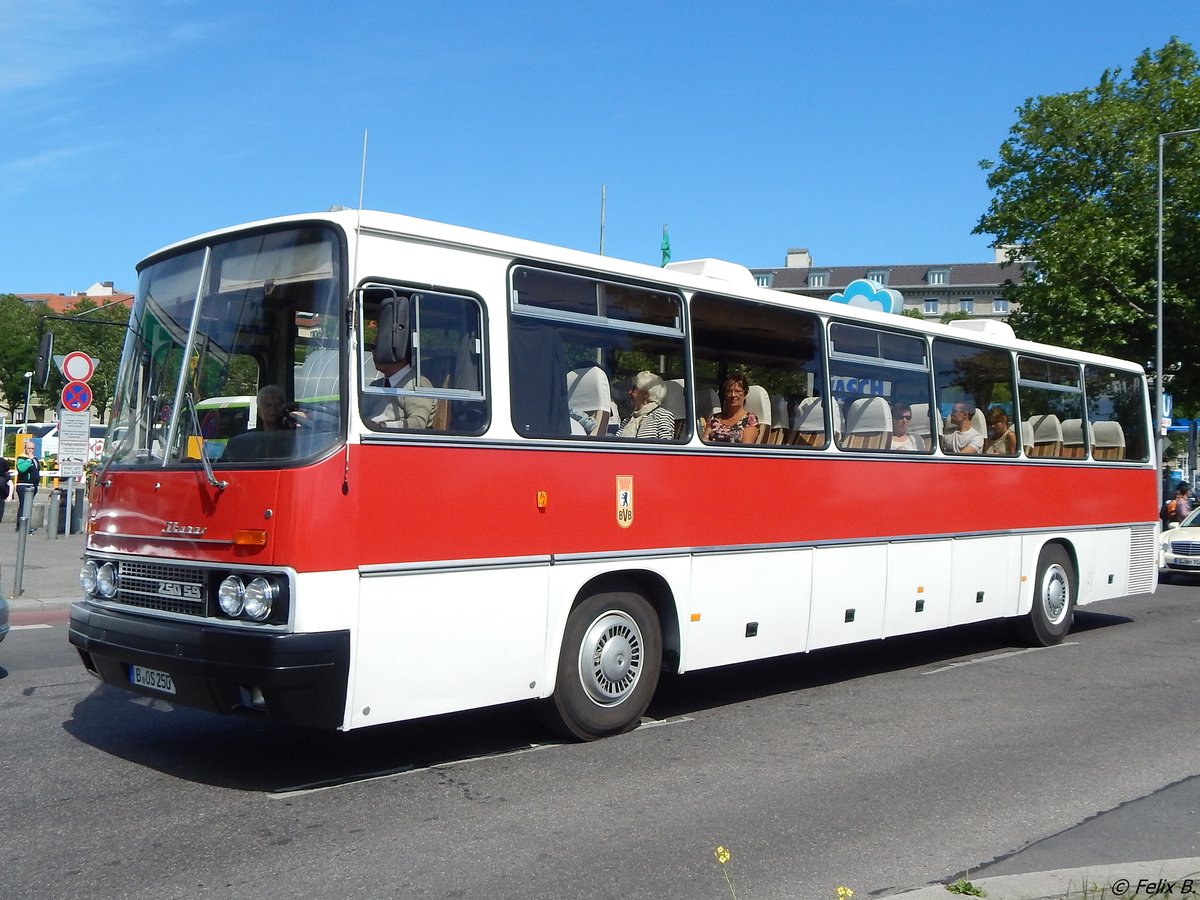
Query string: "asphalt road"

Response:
xmin=3 ymin=583 xmax=1199 ymax=899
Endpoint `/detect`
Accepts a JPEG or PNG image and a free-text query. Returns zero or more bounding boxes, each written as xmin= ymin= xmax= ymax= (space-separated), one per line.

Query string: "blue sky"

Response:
xmin=1 ymin=0 xmax=1196 ymax=294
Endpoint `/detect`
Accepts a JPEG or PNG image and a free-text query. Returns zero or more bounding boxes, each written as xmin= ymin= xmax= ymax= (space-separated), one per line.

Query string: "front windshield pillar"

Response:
xmin=163 ymin=247 xmax=212 ymax=465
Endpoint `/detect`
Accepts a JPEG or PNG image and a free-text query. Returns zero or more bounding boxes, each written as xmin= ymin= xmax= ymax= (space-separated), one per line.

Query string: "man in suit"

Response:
xmin=368 ymin=345 xmax=436 ymax=430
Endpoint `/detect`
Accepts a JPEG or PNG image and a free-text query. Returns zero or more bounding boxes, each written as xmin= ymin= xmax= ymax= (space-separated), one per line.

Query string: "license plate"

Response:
xmin=1177 ymin=557 xmax=1200 ymax=567
xmin=130 ymin=664 xmax=176 ymax=694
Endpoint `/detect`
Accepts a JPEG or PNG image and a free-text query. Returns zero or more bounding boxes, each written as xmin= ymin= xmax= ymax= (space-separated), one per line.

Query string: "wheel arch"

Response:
xmin=540 ymin=568 xmax=681 ymax=700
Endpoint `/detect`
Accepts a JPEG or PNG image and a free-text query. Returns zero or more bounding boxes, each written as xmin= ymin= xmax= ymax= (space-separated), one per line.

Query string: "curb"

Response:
xmin=885 ymin=857 xmax=1200 ymax=899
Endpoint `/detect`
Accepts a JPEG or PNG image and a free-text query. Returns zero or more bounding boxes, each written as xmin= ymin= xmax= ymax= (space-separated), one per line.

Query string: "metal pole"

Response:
xmin=1155 ymin=127 xmax=1200 ymax=480
xmin=22 ymin=371 xmax=32 ymax=426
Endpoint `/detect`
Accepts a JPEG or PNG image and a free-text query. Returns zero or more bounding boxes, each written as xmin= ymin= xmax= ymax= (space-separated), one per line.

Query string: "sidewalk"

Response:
xmin=0 ymin=492 xmax=87 ymax=607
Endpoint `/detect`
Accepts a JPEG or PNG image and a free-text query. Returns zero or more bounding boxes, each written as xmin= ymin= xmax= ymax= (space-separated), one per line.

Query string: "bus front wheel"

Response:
xmin=1017 ymin=544 xmax=1076 ymax=647
xmin=545 ymin=591 xmax=662 ymax=741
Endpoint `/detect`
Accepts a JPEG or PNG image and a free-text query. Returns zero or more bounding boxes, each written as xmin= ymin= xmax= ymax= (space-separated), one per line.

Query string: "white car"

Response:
xmin=1159 ymin=508 xmax=1200 ymax=582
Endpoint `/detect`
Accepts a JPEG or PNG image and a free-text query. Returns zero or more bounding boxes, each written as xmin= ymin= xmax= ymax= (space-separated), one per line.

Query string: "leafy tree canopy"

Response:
xmin=976 ymin=37 xmax=1200 ymax=412
xmin=0 ymin=294 xmax=130 ymax=424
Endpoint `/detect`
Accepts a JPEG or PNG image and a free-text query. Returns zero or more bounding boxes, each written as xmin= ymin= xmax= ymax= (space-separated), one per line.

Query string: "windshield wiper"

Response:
xmin=184 ymin=392 xmax=227 ymax=491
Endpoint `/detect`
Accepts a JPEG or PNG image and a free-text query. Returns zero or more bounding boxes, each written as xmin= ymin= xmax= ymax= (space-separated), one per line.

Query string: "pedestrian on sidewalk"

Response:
xmin=0 ymin=457 xmax=12 ymax=523
xmin=14 ymin=439 xmax=39 ymax=533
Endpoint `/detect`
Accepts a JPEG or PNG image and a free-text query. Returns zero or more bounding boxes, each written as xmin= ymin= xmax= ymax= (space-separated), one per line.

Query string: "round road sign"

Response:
xmin=62 ymin=380 xmax=93 ymax=412
xmin=62 ymin=351 xmax=95 ymax=382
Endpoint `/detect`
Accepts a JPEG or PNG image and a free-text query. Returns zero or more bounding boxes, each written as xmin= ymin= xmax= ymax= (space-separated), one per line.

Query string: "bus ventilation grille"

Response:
xmin=1127 ymin=524 xmax=1157 ymax=594
xmin=114 ymin=560 xmax=207 ymax=617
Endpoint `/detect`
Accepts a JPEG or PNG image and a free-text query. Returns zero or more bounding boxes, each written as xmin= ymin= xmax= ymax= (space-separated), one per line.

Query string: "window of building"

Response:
xmin=958 ymin=299 xmax=975 ymax=315
xmin=923 ymin=299 xmax=939 ymax=316
xmin=866 ymin=269 xmax=889 ymax=285
xmin=993 ymin=298 xmax=1010 ymax=314
xmin=927 ymin=269 xmax=949 ymax=285
xmin=807 ymin=271 xmax=828 ymax=288
xmin=755 ymin=273 xmax=774 ymax=288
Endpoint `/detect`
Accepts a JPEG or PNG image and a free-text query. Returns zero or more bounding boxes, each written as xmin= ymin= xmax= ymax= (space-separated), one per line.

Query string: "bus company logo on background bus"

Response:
xmin=831 ymin=376 xmax=894 ymax=396
xmin=162 ymin=521 xmax=207 ymax=536
xmin=616 ymin=476 xmax=634 ymax=528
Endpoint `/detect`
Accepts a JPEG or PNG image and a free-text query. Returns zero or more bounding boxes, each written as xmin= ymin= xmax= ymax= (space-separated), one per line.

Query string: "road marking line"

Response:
xmin=10 ymin=623 xmax=53 ymax=631
xmin=268 ymin=715 xmax=694 ymax=798
xmin=922 ymin=641 xmax=1079 ymax=674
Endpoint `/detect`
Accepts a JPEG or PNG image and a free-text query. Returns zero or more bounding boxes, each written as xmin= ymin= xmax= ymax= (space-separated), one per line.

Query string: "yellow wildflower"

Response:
xmin=714 ymin=846 xmax=731 ymax=865
xmin=837 ymin=887 xmax=854 ymax=900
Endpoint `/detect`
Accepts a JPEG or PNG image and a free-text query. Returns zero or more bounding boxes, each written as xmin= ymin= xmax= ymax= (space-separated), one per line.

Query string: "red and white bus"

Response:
xmin=69 ymin=210 xmax=1158 ymax=739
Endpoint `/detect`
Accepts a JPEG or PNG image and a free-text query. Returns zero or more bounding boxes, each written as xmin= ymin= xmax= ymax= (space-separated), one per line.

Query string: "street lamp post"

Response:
xmin=22 ymin=370 xmax=32 ymax=426
xmin=1156 ymin=126 xmax=1200 ymax=478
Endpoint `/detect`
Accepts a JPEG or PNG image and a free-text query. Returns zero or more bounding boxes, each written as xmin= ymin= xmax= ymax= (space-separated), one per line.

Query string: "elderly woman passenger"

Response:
xmin=617 ymin=371 xmax=676 ymax=439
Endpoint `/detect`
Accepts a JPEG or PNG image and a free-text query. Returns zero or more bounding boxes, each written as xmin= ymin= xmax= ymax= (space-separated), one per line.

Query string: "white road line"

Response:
xmin=267 ymin=715 xmax=694 ymax=799
xmin=10 ymin=623 xmax=53 ymax=631
xmin=922 ymin=641 xmax=1079 ymax=674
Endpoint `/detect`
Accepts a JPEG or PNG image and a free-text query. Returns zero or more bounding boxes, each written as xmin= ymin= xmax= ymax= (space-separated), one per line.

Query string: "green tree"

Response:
xmin=49 ymin=298 xmax=131 ymax=421
xmin=975 ymin=37 xmax=1200 ymax=411
xmin=900 ymin=307 xmax=926 ymax=321
xmin=0 ymin=294 xmax=41 ymax=419
xmin=940 ymin=310 xmax=972 ymax=325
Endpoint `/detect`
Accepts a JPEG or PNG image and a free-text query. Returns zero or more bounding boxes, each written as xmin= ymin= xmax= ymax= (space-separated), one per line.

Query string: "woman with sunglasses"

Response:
xmin=890 ymin=402 xmax=924 ymax=451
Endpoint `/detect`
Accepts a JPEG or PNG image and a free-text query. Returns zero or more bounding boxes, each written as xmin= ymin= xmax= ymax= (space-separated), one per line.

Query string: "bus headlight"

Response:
xmin=218 ymin=576 xmax=245 ymax=616
xmin=96 ymin=562 xmax=119 ymax=598
xmin=80 ymin=561 xmax=99 ymax=596
xmin=242 ymin=577 xmax=277 ymax=621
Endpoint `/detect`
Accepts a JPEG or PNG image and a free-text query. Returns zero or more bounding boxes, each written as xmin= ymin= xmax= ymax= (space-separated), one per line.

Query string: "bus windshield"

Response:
xmin=105 ymin=224 xmax=345 ymax=468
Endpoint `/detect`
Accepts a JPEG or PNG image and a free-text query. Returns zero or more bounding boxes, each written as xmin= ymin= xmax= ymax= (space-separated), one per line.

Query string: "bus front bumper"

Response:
xmin=69 ymin=602 xmax=350 ymax=730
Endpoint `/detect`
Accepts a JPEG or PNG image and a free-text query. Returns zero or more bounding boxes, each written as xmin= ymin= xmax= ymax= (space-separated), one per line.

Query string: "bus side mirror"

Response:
xmin=34 ymin=331 xmax=54 ymax=388
xmin=374 ymin=296 xmax=411 ymax=364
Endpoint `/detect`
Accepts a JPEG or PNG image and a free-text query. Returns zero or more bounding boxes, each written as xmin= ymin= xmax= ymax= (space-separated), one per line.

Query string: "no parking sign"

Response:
xmin=61 ymin=380 xmax=93 ymax=412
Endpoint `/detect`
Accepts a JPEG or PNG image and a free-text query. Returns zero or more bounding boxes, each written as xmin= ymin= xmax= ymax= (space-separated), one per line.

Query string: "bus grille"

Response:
xmin=1128 ymin=524 xmax=1157 ymax=594
xmin=114 ymin=560 xmax=207 ymax=617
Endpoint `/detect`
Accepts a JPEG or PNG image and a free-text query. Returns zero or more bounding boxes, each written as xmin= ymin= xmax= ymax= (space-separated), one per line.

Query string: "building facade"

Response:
xmin=749 ymin=247 xmax=1026 ymax=320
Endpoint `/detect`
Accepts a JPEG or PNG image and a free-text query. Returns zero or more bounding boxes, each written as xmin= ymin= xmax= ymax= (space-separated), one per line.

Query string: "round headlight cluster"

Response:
xmin=80 ymin=560 xmax=118 ymax=599
xmin=218 ymin=575 xmax=277 ymax=621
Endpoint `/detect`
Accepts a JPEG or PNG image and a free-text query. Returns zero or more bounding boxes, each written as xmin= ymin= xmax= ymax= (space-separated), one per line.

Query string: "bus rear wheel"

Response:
xmin=1016 ymin=544 xmax=1076 ymax=647
xmin=545 ymin=590 xmax=662 ymax=741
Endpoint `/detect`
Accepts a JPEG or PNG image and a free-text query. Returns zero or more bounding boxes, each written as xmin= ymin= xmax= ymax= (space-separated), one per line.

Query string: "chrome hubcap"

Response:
xmin=578 ymin=610 xmax=644 ymax=707
xmin=1042 ymin=564 xmax=1069 ymax=625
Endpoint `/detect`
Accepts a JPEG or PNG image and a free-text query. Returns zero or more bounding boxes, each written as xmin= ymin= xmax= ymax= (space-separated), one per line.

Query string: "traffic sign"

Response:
xmin=62 ymin=380 xmax=93 ymax=412
xmin=62 ymin=351 xmax=95 ymax=383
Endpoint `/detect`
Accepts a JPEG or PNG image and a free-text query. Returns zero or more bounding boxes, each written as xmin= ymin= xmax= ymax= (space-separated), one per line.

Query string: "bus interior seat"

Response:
xmin=565 ymin=366 xmax=611 ymax=436
xmin=663 ymin=378 xmax=687 ymax=438
xmin=908 ymin=402 xmax=941 ymax=443
xmin=1026 ymin=414 xmax=1064 ymax=457
xmin=1091 ymin=420 xmax=1126 ymax=460
xmin=791 ymin=397 xmax=824 ymax=447
xmin=745 ymin=385 xmax=771 ymax=443
xmin=971 ymin=408 xmax=988 ymax=440
xmin=842 ymin=396 xmax=892 ymax=450
xmin=1060 ymin=418 xmax=1091 ymax=458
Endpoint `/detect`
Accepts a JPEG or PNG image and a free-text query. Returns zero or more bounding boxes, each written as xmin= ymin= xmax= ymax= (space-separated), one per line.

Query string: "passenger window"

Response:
xmin=1017 ymin=356 xmax=1083 ymax=460
xmin=829 ymin=323 xmax=932 ymax=453
xmin=1084 ymin=365 xmax=1149 ymax=462
xmin=359 ymin=285 xmax=487 ymax=435
xmin=932 ymin=339 xmax=1016 ymax=456
xmin=508 ymin=267 xmax=686 ymax=440
xmin=690 ymin=294 xmax=824 ymax=448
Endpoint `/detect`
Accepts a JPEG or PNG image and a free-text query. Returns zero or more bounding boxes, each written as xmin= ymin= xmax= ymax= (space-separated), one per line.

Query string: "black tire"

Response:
xmin=1016 ymin=544 xmax=1076 ymax=646
xmin=544 ymin=590 xmax=662 ymax=741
